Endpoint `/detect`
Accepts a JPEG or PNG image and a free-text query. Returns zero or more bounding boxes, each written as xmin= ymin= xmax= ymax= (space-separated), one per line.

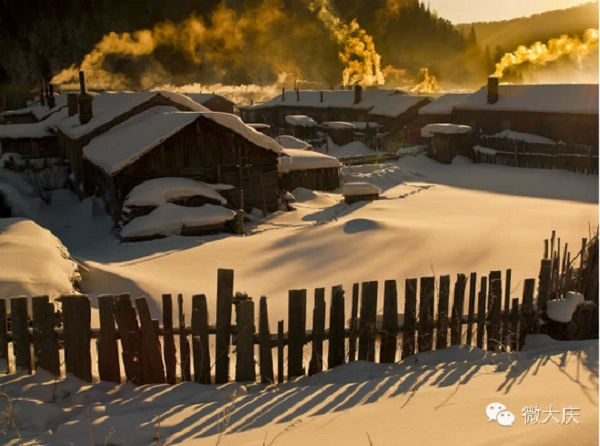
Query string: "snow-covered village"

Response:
xmin=0 ymin=0 xmax=598 ymax=445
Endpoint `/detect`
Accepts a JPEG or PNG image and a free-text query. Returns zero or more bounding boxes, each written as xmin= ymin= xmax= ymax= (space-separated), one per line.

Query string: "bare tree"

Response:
xmin=21 ymin=164 xmax=67 ymax=205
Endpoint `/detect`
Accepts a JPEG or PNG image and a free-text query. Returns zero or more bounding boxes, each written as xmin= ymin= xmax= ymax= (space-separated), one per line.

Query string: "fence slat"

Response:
xmin=277 ymin=320 xmax=284 ymax=383
xmin=418 ymin=277 xmax=435 ymax=353
xmin=347 ymin=283 xmax=359 ymax=362
xmin=502 ymin=269 xmax=512 ymax=344
xmin=113 ymin=293 xmax=142 ymax=385
xmin=510 ymin=298 xmax=519 ymax=352
xmin=259 ymin=296 xmax=274 ymax=384
xmin=135 ymin=297 xmax=166 ymax=384
xmin=538 ymin=259 xmax=552 ymax=312
xmin=97 ymin=295 xmax=120 ymax=384
xmin=62 ymin=295 xmax=92 ymax=382
xmin=309 ymin=288 xmax=326 ymax=375
xmin=216 ymin=269 xmax=234 ymax=384
xmin=288 ymin=290 xmax=307 ymax=378
xmin=235 ymin=299 xmax=255 ymax=382
xmin=328 ymin=286 xmax=345 ymax=368
xmin=11 ymin=297 xmax=31 ymax=373
xmin=0 ymin=299 xmax=8 ymax=373
xmin=380 ymin=280 xmax=398 ymax=363
xmin=162 ymin=294 xmax=177 ymax=385
xmin=192 ymin=294 xmax=211 ymax=384
xmin=487 ymin=271 xmax=502 ymax=351
xmin=519 ymin=279 xmax=536 ymax=351
xmin=178 ymin=294 xmax=191 ymax=382
xmin=402 ymin=279 xmax=418 ymax=359
xmin=436 ymin=275 xmax=450 ymax=350
xmin=358 ymin=281 xmax=378 ymax=361
xmin=32 ymin=296 xmax=60 ymax=377
xmin=476 ymin=277 xmax=487 ymax=349
xmin=451 ymin=274 xmax=467 ymax=345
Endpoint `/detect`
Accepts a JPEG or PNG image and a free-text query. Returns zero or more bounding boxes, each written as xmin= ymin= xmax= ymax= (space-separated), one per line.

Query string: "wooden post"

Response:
xmin=97 ymin=295 xmax=121 ymax=383
xmin=192 ymin=294 xmax=211 ymax=384
xmin=510 ymin=298 xmax=519 ymax=352
xmin=502 ymin=269 xmax=512 ymax=345
xmin=32 ymin=296 xmax=59 ymax=377
xmin=216 ymin=269 xmax=234 ymax=384
xmin=277 ymin=320 xmax=284 ymax=383
xmin=418 ymin=277 xmax=435 ymax=353
xmin=436 ymin=275 xmax=450 ymax=350
xmin=162 ymin=294 xmax=177 ymax=385
xmin=380 ymin=280 xmax=398 ymax=363
xmin=113 ymin=293 xmax=143 ymax=385
xmin=328 ymin=286 xmax=345 ymax=368
xmin=466 ymin=273 xmax=477 ymax=345
xmin=235 ymin=299 xmax=255 ymax=382
xmin=309 ymin=288 xmax=326 ymax=375
xmin=538 ymin=259 xmax=552 ymax=313
xmin=288 ymin=290 xmax=307 ymax=378
xmin=0 ymin=299 xmax=8 ymax=373
xmin=238 ymin=189 xmax=245 ymax=236
xmin=178 ymin=294 xmax=191 ymax=382
xmin=486 ymin=271 xmax=502 ymax=351
xmin=358 ymin=281 xmax=378 ymax=361
xmin=135 ymin=297 xmax=166 ymax=384
xmin=544 ymin=239 xmax=549 ymax=259
xmin=11 ymin=297 xmax=31 ymax=373
xmin=260 ymin=175 xmax=268 ymax=217
xmin=259 ymin=297 xmax=274 ymax=384
xmin=62 ymin=295 xmax=92 ymax=382
xmin=476 ymin=277 xmax=487 ymax=349
xmin=451 ymin=274 xmax=467 ymax=345
xmin=402 ymin=279 xmax=418 ymax=359
xmin=347 ymin=283 xmax=359 ymax=362
xmin=518 ymin=279 xmax=536 ymax=351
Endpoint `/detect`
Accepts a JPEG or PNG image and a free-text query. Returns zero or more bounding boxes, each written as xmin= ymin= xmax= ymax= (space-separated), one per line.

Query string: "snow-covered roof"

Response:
xmin=54 ymin=91 xmax=209 ymax=140
xmin=240 ymin=89 xmax=430 ymax=118
xmin=247 ymin=123 xmax=270 ymax=130
xmin=83 ymin=109 xmax=285 ymax=175
xmin=285 ymin=115 xmax=318 ymax=127
xmin=421 ymin=124 xmax=472 ymax=138
xmin=274 ymin=135 xmax=313 ymax=150
xmin=343 ymin=182 xmax=381 ymax=197
xmin=418 ymin=93 xmax=470 ymax=115
xmin=0 ymin=107 xmax=68 ymax=140
xmin=278 ymin=149 xmax=341 ymax=173
xmin=322 ymin=122 xmax=356 ymax=129
xmin=185 ymin=93 xmax=235 ymax=106
xmin=124 ymin=177 xmax=229 ymax=208
xmin=2 ymin=93 xmax=70 ymax=121
xmin=455 ymin=84 xmax=599 ymax=115
xmin=492 ymin=129 xmax=555 ymax=145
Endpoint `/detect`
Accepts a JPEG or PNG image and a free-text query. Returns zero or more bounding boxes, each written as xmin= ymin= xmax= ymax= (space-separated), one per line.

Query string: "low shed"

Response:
xmin=278 ymin=149 xmax=341 ymax=191
xmin=422 ymin=124 xmax=473 ymax=164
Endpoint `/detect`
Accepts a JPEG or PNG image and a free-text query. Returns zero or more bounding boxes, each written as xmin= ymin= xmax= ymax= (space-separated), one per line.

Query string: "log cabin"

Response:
xmin=418 ymin=93 xmax=469 ymax=126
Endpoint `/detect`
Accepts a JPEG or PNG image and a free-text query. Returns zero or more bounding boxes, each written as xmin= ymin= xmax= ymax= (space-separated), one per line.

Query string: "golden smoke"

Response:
xmin=494 ymin=29 xmax=599 ymax=78
xmin=410 ymin=68 xmax=439 ymax=94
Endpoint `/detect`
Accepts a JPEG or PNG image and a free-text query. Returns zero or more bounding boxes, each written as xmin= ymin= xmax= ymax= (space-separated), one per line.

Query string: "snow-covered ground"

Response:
xmin=0 ymin=335 xmax=597 ymax=445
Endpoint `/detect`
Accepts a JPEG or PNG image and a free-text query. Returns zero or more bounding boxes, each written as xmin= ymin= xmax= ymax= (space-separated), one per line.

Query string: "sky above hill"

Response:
xmin=430 ymin=0 xmax=593 ymax=23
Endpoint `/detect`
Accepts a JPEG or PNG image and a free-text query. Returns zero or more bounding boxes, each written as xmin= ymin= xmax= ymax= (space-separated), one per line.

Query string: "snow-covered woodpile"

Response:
xmin=343 ymin=181 xmax=381 ymax=204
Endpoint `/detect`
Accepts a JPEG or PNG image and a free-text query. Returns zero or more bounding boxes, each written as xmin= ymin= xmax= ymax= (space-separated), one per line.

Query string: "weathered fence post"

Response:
xmin=309 ymin=288 xmax=326 ymax=375
xmin=97 ymin=295 xmax=121 ymax=383
xmin=358 ymin=281 xmax=378 ymax=361
xmin=62 ymin=295 xmax=92 ymax=382
xmin=135 ymin=297 xmax=166 ymax=384
xmin=192 ymin=294 xmax=211 ymax=384
xmin=11 ymin=297 xmax=31 ymax=373
xmin=178 ymin=294 xmax=191 ymax=382
xmin=502 ymin=269 xmax=512 ymax=345
xmin=418 ymin=277 xmax=435 ymax=353
xmin=216 ymin=269 xmax=234 ymax=384
xmin=259 ymin=297 xmax=274 ymax=384
xmin=451 ymin=274 xmax=467 ymax=345
xmin=402 ymin=279 xmax=418 ymax=359
xmin=436 ymin=275 xmax=450 ymax=350
xmin=347 ymin=283 xmax=359 ymax=362
xmin=235 ymin=299 xmax=255 ymax=382
xmin=0 ymin=299 xmax=8 ymax=373
xmin=476 ymin=277 xmax=487 ymax=349
xmin=328 ymin=285 xmax=345 ymax=368
xmin=538 ymin=259 xmax=552 ymax=313
xmin=32 ymin=296 xmax=60 ymax=377
xmin=380 ymin=280 xmax=398 ymax=363
xmin=288 ymin=290 xmax=307 ymax=378
xmin=277 ymin=320 xmax=284 ymax=383
xmin=487 ymin=271 xmax=502 ymax=351
xmin=113 ymin=293 xmax=143 ymax=385
xmin=518 ymin=279 xmax=536 ymax=351
xmin=162 ymin=294 xmax=177 ymax=385
xmin=510 ymin=298 xmax=519 ymax=351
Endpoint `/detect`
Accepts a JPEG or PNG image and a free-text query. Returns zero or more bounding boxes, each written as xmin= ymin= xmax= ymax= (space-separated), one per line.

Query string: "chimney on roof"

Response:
xmin=67 ymin=93 xmax=78 ymax=117
xmin=320 ymin=91 xmax=323 ymax=103
xmin=487 ymin=77 xmax=499 ymax=105
xmin=78 ymin=71 xmax=93 ymax=125
xmin=354 ymin=84 xmax=363 ymax=104
xmin=40 ymin=81 xmax=46 ymax=107
xmin=47 ymin=84 xmax=56 ymax=108
xmin=296 ymin=89 xmax=300 ymax=102
xmin=282 ymin=87 xmax=285 ymax=102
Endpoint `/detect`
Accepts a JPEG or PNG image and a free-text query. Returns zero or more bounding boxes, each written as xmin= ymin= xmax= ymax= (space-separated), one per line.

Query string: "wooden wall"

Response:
xmin=279 ymin=168 xmax=340 ymax=192
xmin=0 ymin=136 xmax=61 ymax=159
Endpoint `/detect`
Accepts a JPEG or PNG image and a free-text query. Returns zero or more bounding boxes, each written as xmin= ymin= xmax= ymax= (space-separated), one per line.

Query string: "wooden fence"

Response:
xmin=0 ymin=233 xmax=597 ymax=386
xmin=475 ymin=136 xmax=599 ymax=174
xmin=338 ymin=153 xmax=401 ymax=166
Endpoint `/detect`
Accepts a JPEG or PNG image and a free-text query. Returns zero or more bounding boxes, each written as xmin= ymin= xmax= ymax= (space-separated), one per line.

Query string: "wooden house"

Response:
xmin=418 ymin=93 xmax=469 ymax=126
xmin=185 ymin=93 xmax=236 ymax=114
xmin=1 ymin=93 xmax=67 ymax=124
xmin=454 ymin=78 xmax=599 ymax=145
xmin=81 ymin=109 xmax=285 ymax=220
xmin=278 ymin=149 xmax=341 ymax=192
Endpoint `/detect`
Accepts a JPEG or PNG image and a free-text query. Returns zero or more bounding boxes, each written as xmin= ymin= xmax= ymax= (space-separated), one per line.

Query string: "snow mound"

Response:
xmin=322 ymin=121 xmax=356 ymax=129
xmin=492 ymin=129 xmax=555 ymax=145
xmin=285 ymin=115 xmax=318 ymax=127
xmin=275 ymin=135 xmax=313 ymax=150
xmin=421 ymin=123 xmax=472 ymax=138
xmin=452 ymin=156 xmax=473 ymax=165
xmin=343 ymin=182 xmax=382 ymax=197
xmin=0 ymin=218 xmax=79 ymax=298
xmin=472 ymin=145 xmax=498 ymax=156
xmin=546 ymin=292 xmax=585 ymax=323
xmin=124 ymin=177 xmax=229 ymax=207
xmin=343 ymin=218 xmax=383 ymax=234
xmin=279 ymin=149 xmax=342 ymax=173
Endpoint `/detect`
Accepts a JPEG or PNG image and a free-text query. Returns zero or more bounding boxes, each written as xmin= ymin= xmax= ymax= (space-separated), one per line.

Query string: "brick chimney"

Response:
xmin=78 ymin=71 xmax=93 ymax=125
xmin=296 ymin=89 xmax=300 ymax=102
xmin=67 ymin=93 xmax=78 ymax=117
xmin=282 ymin=87 xmax=285 ymax=102
xmin=354 ymin=85 xmax=363 ymax=104
xmin=487 ymin=77 xmax=499 ymax=105
xmin=47 ymin=84 xmax=56 ymax=108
